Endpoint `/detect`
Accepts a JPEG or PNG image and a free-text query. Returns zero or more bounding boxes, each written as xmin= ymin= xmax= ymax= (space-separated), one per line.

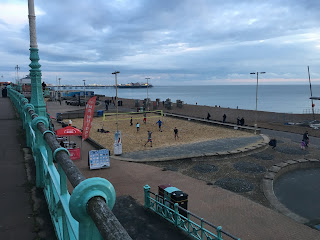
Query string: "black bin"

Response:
xmin=171 ymin=190 xmax=188 ymax=216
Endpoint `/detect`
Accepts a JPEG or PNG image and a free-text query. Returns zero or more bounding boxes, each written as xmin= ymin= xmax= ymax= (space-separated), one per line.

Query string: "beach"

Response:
xmin=99 ymin=96 xmax=319 ymax=137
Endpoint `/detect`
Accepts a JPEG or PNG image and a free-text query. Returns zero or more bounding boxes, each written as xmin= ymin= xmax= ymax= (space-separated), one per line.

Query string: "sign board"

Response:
xmin=89 ymin=149 xmax=110 ymax=170
xmin=69 ymin=148 xmax=81 ymax=160
xmin=114 ymin=131 xmax=122 ymax=155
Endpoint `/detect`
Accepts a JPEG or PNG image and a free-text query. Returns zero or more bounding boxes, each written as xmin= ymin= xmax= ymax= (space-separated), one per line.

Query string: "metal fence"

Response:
xmin=302 ymin=108 xmax=320 ymax=114
xmin=144 ymin=185 xmax=240 ymax=240
xmin=7 ymin=86 xmax=132 ymax=240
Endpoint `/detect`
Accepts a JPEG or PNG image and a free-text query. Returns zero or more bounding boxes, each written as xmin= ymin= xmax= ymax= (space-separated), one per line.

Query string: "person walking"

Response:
xmin=302 ymin=131 xmax=309 ymax=147
xmin=206 ymin=112 xmax=211 ymax=120
xmin=144 ymin=130 xmax=153 ymax=147
xmin=156 ymin=119 xmax=163 ymax=131
xmin=174 ymin=127 xmax=179 ymax=140
xmin=136 ymin=122 xmax=140 ymax=132
xmin=222 ymin=114 xmax=226 ymax=123
xmin=130 ymin=117 xmax=133 ymax=126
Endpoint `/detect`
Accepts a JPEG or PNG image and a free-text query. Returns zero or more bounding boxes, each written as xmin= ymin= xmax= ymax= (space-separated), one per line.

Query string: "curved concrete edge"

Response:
xmin=112 ymin=134 xmax=270 ymax=162
xmin=262 ymin=159 xmax=320 ymax=224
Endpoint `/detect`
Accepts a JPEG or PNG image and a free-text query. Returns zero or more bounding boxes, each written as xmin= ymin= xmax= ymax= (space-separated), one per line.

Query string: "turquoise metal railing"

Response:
xmin=144 ymin=185 xmax=240 ymax=240
xmin=7 ymin=86 xmax=132 ymax=240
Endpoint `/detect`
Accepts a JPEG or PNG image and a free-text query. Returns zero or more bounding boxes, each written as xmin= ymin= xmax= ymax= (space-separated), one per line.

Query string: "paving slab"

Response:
xmin=0 ymin=97 xmax=36 ymax=240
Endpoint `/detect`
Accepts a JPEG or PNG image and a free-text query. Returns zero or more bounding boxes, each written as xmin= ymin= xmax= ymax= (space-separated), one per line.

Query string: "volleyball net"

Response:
xmin=102 ymin=110 xmax=163 ymax=121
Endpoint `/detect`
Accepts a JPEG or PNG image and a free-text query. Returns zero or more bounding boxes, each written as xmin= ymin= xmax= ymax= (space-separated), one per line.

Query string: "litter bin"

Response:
xmin=171 ymin=190 xmax=188 ymax=216
xmin=97 ymin=110 xmax=104 ymax=116
xmin=158 ymin=184 xmax=188 ymax=217
xmin=158 ymin=184 xmax=172 ymax=198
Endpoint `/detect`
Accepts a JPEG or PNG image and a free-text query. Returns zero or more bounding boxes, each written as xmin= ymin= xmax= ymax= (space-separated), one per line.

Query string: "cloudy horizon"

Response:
xmin=1 ymin=0 xmax=320 ymax=86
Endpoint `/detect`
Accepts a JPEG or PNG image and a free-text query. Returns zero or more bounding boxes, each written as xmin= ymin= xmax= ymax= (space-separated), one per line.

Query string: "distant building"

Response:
xmin=0 ymin=82 xmax=11 ymax=87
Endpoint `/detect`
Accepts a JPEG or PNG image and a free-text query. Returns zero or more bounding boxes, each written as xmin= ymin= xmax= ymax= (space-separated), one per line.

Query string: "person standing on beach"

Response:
xmin=143 ymin=112 xmax=147 ymax=124
xmin=136 ymin=122 xmax=140 ymax=132
xmin=144 ymin=130 xmax=153 ymax=147
xmin=207 ymin=112 xmax=211 ymax=120
xmin=174 ymin=127 xmax=179 ymax=140
xmin=130 ymin=117 xmax=133 ymax=126
xmin=240 ymin=117 xmax=245 ymax=126
xmin=223 ymin=114 xmax=226 ymax=123
xmin=156 ymin=119 xmax=163 ymax=131
xmin=237 ymin=117 xmax=240 ymax=125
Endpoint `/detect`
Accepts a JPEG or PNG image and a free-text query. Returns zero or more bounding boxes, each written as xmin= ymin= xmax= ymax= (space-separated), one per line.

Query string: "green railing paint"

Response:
xmin=7 ymin=86 xmax=131 ymax=240
xmin=144 ymin=185 xmax=240 ymax=240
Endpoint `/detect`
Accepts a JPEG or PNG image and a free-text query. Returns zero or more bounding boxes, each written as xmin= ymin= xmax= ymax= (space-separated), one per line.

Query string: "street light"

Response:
xmin=250 ymin=72 xmax=266 ymax=134
xmin=112 ymin=71 xmax=120 ymax=132
xmin=58 ymin=77 xmax=61 ymax=103
xmin=83 ymin=79 xmax=86 ymax=107
xmin=145 ymin=77 xmax=150 ymax=111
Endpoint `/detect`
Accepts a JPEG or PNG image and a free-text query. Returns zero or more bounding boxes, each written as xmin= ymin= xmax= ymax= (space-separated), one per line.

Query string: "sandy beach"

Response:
xmin=103 ymin=97 xmax=319 ymax=137
xmin=70 ymin=111 xmax=253 ymax=154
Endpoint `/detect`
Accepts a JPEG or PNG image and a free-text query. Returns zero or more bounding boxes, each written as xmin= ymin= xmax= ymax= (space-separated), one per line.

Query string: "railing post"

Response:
xmin=201 ymin=218 xmax=204 ymax=239
xmin=144 ymin=185 xmax=151 ymax=209
xmin=217 ymin=226 xmax=223 ymax=240
xmin=69 ymin=178 xmax=116 ymax=240
xmin=24 ymin=104 xmax=34 ymax=147
xmin=187 ymin=211 xmax=191 ymax=235
xmin=174 ymin=203 xmax=179 ymax=227
xmin=31 ymin=116 xmax=49 ymax=188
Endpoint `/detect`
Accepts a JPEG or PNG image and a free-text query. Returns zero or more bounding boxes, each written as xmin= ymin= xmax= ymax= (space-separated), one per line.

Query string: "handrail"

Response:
xmin=144 ymin=185 xmax=240 ymax=240
xmin=8 ymin=86 xmax=132 ymax=240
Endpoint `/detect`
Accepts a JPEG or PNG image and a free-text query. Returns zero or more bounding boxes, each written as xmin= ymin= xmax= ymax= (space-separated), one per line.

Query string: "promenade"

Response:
xmin=1 ymin=94 xmax=320 ymax=239
xmin=0 ymin=94 xmax=36 ymax=239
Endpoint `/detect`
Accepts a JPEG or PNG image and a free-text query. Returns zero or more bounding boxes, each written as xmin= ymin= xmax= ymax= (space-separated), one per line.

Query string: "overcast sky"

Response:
xmin=1 ymin=0 xmax=320 ymax=86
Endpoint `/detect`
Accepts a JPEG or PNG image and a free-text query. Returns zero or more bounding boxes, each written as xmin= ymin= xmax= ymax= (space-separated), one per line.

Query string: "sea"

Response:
xmin=59 ymin=85 xmax=320 ymax=114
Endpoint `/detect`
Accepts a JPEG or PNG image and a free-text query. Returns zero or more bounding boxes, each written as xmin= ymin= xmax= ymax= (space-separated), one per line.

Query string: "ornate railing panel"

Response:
xmin=144 ymin=185 xmax=240 ymax=240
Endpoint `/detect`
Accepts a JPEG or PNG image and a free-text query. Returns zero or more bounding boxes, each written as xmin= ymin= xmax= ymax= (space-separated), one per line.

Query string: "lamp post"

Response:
xmin=58 ymin=77 xmax=61 ymax=102
xmin=112 ymin=71 xmax=120 ymax=132
xmin=83 ymin=79 xmax=86 ymax=107
xmin=28 ymin=0 xmax=46 ymax=117
xmin=250 ymin=72 xmax=266 ymax=134
xmin=15 ymin=65 xmax=20 ymax=84
xmin=145 ymin=77 xmax=150 ymax=111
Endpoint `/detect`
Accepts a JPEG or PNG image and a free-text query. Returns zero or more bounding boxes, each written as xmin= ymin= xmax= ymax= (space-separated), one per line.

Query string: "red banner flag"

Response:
xmin=82 ymin=96 xmax=97 ymax=141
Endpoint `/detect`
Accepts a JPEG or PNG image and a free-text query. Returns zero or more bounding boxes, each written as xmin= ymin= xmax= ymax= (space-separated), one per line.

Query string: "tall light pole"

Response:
xmin=15 ymin=65 xmax=20 ymax=84
xmin=250 ymin=72 xmax=266 ymax=134
xmin=112 ymin=71 xmax=120 ymax=132
xmin=83 ymin=79 xmax=86 ymax=107
xmin=58 ymin=77 xmax=61 ymax=102
xmin=28 ymin=0 xmax=46 ymax=117
xmin=145 ymin=77 xmax=150 ymax=111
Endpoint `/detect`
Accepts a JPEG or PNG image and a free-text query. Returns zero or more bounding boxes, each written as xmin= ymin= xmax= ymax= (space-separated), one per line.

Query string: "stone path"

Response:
xmin=0 ymin=95 xmax=36 ymax=240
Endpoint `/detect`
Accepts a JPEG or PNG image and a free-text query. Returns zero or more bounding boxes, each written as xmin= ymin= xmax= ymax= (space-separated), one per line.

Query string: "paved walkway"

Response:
xmin=0 ymin=94 xmax=36 ymax=239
